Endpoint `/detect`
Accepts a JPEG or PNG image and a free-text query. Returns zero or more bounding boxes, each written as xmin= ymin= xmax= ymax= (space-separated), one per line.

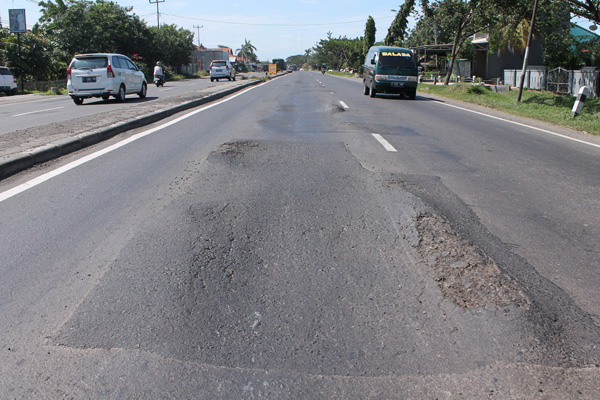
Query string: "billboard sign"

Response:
xmin=9 ymin=9 xmax=27 ymax=33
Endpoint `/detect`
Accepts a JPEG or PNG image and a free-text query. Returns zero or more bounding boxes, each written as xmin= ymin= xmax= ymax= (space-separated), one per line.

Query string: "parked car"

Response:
xmin=67 ymin=53 xmax=147 ymax=105
xmin=210 ymin=60 xmax=236 ymax=82
xmin=0 ymin=67 xmax=18 ymax=96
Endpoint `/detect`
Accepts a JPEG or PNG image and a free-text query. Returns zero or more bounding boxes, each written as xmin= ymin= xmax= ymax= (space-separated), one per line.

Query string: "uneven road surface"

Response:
xmin=1 ymin=71 xmax=599 ymax=398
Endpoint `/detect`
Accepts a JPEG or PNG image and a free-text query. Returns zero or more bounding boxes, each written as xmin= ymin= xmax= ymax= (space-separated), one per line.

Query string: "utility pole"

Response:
xmin=517 ymin=0 xmax=539 ymax=103
xmin=193 ymin=25 xmax=203 ymax=48
xmin=149 ymin=0 xmax=165 ymax=27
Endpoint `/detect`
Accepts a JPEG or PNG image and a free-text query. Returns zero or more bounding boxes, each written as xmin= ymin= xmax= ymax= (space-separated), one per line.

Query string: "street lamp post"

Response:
xmin=149 ymin=0 xmax=165 ymax=27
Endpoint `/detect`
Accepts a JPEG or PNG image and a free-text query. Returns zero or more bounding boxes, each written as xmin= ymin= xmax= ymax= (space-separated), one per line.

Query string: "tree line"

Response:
xmin=0 ymin=0 xmax=195 ymax=81
xmin=288 ymin=0 xmax=600 ymax=84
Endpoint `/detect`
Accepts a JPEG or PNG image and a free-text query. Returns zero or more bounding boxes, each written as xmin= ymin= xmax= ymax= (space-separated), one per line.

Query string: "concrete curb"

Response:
xmin=0 ymin=78 xmax=264 ymax=181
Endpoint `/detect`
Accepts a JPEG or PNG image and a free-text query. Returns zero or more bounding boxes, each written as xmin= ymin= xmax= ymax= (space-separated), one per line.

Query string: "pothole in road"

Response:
xmin=415 ymin=211 xmax=530 ymax=310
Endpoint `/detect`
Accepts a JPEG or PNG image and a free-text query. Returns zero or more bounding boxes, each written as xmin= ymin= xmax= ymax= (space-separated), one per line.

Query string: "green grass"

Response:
xmin=21 ymin=88 xmax=67 ymax=96
xmin=327 ymin=70 xmax=359 ymax=78
xmin=168 ymin=71 xmax=208 ymax=81
xmin=253 ymin=75 xmax=272 ymax=82
xmin=418 ymin=83 xmax=600 ymax=135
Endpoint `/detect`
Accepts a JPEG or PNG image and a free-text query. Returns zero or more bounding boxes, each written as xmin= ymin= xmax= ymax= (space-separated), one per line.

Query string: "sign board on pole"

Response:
xmin=269 ymin=64 xmax=277 ymax=75
xmin=9 ymin=9 xmax=26 ymax=33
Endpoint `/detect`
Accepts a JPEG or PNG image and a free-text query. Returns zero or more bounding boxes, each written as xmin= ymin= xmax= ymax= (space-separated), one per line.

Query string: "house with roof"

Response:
xmin=411 ymin=24 xmax=598 ymax=96
xmin=184 ymin=46 xmax=237 ymax=74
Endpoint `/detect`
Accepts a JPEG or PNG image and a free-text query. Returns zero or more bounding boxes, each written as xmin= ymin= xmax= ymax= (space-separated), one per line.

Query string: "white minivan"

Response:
xmin=67 ymin=53 xmax=147 ymax=105
xmin=0 ymin=67 xmax=18 ymax=96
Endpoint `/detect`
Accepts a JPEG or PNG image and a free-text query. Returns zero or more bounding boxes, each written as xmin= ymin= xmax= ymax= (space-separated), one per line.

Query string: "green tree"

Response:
xmin=417 ymin=0 xmax=504 ymax=84
xmin=564 ymin=0 xmax=600 ymax=24
xmin=313 ymin=32 xmax=364 ymax=72
xmin=148 ymin=24 xmax=195 ymax=73
xmin=385 ymin=0 xmax=417 ymax=45
xmin=286 ymin=54 xmax=308 ymax=67
xmin=406 ymin=1 xmax=450 ymax=47
xmin=537 ymin=1 xmax=582 ymax=69
xmin=2 ymin=29 xmax=68 ymax=81
xmin=236 ymin=38 xmax=258 ymax=63
xmin=37 ymin=0 xmax=150 ymax=63
xmin=36 ymin=0 xmax=194 ymax=76
xmin=364 ymin=16 xmax=376 ymax=55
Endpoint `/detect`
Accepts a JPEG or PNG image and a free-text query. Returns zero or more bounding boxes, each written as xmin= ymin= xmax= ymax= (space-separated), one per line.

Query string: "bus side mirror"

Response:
xmin=371 ymin=58 xmax=376 ymax=65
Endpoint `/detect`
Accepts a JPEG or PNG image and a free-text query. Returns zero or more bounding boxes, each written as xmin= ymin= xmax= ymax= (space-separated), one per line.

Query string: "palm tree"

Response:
xmin=236 ymin=38 xmax=257 ymax=63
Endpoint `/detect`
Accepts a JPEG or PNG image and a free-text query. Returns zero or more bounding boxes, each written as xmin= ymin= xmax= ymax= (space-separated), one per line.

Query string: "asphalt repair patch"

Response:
xmin=52 ymin=140 xmax=598 ymax=376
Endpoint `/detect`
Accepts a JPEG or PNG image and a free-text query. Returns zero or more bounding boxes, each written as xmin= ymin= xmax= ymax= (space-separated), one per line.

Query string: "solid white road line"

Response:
xmin=434 ymin=100 xmax=600 ymax=150
xmin=0 ymin=80 xmax=273 ymax=203
xmin=372 ymin=134 xmax=397 ymax=152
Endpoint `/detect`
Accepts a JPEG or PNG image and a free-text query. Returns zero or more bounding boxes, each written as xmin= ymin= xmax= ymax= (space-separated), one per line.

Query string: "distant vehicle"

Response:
xmin=210 ymin=60 xmax=236 ymax=82
xmin=67 ymin=53 xmax=147 ymax=105
xmin=363 ymin=46 xmax=419 ymax=100
xmin=0 ymin=67 xmax=18 ymax=95
xmin=273 ymin=59 xmax=287 ymax=72
xmin=288 ymin=64 xmax=298 ymax=71
xmin=154 ymin=75 xmax=164 ymax=87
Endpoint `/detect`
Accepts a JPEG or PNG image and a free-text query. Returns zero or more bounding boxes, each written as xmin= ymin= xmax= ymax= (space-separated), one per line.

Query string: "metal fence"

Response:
xmin=22 ymin=79 xmax=67 ymax=92
xmin=504 ymin=67 xmax=599 ymax=98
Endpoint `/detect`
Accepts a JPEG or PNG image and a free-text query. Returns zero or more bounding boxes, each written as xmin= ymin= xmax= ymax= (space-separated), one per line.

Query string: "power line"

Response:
xmin=159 ymin=12 xmax=393 ymax=27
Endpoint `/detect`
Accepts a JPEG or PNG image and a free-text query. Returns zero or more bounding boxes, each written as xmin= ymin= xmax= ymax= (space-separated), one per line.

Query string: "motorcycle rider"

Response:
xmin=153 ymin=61 xmax=165 ymax=85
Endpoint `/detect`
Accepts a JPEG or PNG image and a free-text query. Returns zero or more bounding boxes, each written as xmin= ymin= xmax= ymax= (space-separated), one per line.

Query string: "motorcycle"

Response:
xmin=321 ymin=67 xmax=326 ymax=74
xmin=154 ymin=75 xmax=164 ymax=87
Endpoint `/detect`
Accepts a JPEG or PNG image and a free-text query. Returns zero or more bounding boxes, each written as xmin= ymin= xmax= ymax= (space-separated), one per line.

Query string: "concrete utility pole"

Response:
xmin=194 ymin=25 xmax=203 ymax=48
xmin=149 ymin=0 xmax=165 ymax=27
xmin=517 ymin=0 xmax=539 ymax=103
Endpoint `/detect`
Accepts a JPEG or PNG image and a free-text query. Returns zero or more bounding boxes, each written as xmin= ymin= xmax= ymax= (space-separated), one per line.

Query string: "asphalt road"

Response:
xmin=0 ymin=71 xmax=599 ymax=398
xmin=0 ymin=74 xmax=257 ymax=135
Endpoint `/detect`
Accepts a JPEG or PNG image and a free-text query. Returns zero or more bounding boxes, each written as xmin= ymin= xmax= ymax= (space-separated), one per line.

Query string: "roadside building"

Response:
xmin=183 ymin=46 xmax=236 ymax=74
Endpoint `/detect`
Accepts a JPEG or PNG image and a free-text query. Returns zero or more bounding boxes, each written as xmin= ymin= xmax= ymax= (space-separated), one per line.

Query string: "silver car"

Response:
xmin=67 ymin=53 xmax=147 ymax=105
xmin=210 ymin=60 xmax=236 ymax=82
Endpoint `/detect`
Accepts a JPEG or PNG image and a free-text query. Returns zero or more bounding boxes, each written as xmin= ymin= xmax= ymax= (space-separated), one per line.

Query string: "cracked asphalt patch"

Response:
xmin=415 ymin=211 xmax=530 ymax=310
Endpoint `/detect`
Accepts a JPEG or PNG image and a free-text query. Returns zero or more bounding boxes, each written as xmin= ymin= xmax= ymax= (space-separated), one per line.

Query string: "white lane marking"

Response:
xmin=0 ymin=81 xmax=273 ymax=203
xmin=339 ymin=101 xmax=349 ymax=109
xmin=13 ymin=106 xmax=64 ymax=117
xmin=338 ymin=77 xmax=600 ymax=150
xmin=434 ymin=100 xmax=600 ymax=150
xmin=372 ymin=134 xmax=397 ymax=152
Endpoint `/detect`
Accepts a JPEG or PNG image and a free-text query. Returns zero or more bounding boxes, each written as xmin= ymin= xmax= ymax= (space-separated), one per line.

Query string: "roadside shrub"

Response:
xmin=466 ymin=84 xmax=487 ymax=95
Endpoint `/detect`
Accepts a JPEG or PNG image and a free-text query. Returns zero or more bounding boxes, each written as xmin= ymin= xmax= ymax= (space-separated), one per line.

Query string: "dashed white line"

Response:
xmin=372 ymin=134 xmax=397 ymax=152
xmin=339 ymin=101 xmax=349 ymax=109
xmin=13 ymin=107 xmax=64 ymax=117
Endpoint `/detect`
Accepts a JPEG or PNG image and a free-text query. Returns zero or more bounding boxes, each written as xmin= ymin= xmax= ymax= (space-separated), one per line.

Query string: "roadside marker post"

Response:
xmin=572 ymin=86 xmax=590 ymax=117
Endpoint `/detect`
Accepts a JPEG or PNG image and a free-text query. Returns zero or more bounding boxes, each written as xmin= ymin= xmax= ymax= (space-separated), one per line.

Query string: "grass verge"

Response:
xmin=418 ymin=83 xmax=600 ymax=136
xmin=327 ymin=71 xmax=360 ymax=78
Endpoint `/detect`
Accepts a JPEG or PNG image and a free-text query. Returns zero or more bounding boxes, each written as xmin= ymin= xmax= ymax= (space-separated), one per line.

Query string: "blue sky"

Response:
xmin=1 ymin=0 xmax=404 ymax=61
